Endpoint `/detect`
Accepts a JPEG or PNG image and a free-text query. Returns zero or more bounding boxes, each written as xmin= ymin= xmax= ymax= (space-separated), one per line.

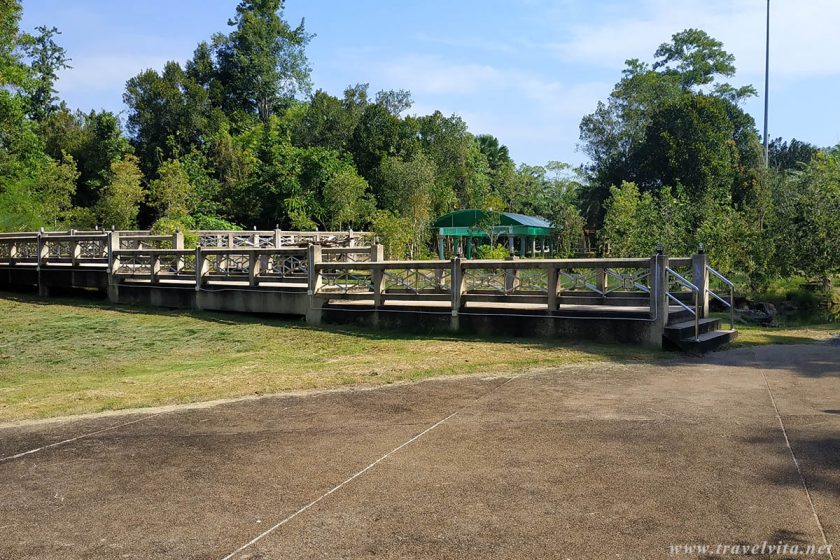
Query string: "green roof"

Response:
xmin=432 ymin=210 xmax=553 ymax=229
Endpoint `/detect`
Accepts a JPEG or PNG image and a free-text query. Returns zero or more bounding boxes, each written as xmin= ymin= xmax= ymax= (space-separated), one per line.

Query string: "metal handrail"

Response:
xmin=706 ymin=265 xmax=735 ymax=331
xmin=666 ymin=267 xmax=700 ymax=341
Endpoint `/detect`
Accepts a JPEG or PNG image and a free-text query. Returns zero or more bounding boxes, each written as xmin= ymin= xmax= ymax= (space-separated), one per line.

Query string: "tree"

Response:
xmin=416 ymin=111 xmax=491 ymax=213
xmin=768 ymin=137 xmax=819 ymax=171
xmin=71 ymin=110 xmax=133 ymax=207
xmin=652 ymin=28 xmax=755 ymax=99
xmin=376 ymin=154 xmax=436 ymax=258
xmin=148 ymin=158 xmax=194 ymax=219
xmin=20 ymin=25 xmax=70 ymax=122
xmin=634 ymin=94 xmax=739 ymax=202
xmin=599 ymin=181 xmax=690 ymax=257
xmin=124 ymin=61 xmax=212 ymax=175
xmin=578 ymin=29 xmax=758 ymax=226
xmin=350 ymin=101 xmax=416 ymax=180
xmin=213 ymin=0 xmax=313 ymax=122
xmin=292 ymin=90 xmax=358 ymax=152
xmin=322 ymin=167 xmax=373 ymax=230
xmin=375 ymin=89 xmax=412 ymax=116
xmin=95 ymin=155 xmax=145 ymax=229
xmin=771 ymin=150 xmax=840 ymax=287
xmin=0 ymin=0 xmax=27 ymax=89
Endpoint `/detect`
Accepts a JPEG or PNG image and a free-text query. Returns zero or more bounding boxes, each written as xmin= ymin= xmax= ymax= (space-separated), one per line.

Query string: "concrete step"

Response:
xmin=665 ymin=317 xmax=721 ymax=339
xmin=664 ymin=329 xmax=737 ymax=353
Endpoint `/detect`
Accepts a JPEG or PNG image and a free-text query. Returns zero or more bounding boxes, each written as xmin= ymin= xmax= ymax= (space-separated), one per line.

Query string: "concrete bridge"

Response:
xmin=0 ymin=229 xmax=736 ymax=351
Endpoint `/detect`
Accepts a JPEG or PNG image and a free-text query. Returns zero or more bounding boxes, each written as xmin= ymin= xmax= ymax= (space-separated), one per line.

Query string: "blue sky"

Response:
xmin=20 ymin=0 xmax=840 ymax=166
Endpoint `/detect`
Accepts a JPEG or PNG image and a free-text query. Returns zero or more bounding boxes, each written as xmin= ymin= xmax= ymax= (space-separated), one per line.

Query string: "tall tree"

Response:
xmin=20 ymin=25 xmax=70 ymax=122
xmin=95 ymin=155 xmax=145 ymax=230
xmin=148 ymin=158 xmax=194 ymax=220
xmin=124 ymin=61 xmax=211 ymax=175
xmin=213 ymin=0 xmax=313 ymax=122
xmin=579 ymin=28 xmax=759 ymax=225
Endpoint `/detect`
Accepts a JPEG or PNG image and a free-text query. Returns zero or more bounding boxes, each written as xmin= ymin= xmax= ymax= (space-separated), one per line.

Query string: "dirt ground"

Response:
xmin=1 ymin=344 xmax=837 ymax=559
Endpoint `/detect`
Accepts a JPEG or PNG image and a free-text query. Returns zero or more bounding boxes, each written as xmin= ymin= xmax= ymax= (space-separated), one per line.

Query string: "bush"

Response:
xmin=475 ymin=244 xmax=510 ymax=259
xmin=150 ymin=217 xmax=198 ymax=249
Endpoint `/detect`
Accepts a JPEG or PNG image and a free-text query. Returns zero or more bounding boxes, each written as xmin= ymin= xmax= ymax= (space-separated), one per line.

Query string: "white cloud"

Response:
xmin=549 ymin=0 xmax=840 ymax=81
xmin=377 ymin=54 xmax=504 ymax=95
xmin=56 ymin=54 xmax=174 ymax=93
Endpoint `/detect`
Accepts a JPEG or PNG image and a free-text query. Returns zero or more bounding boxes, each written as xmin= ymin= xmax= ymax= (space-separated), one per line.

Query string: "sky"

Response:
xmin=19 ymin=0 xmax=840 ymax=167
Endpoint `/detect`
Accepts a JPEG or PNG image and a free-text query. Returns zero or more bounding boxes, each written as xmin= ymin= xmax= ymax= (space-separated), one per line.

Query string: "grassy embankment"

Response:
xmin=1 ymin=292 xmax=835 ymax=422
xmin=0 ymin=292 xmax=659 ymax=422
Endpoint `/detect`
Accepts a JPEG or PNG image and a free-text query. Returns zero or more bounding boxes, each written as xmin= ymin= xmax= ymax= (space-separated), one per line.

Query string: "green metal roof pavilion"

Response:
xmin=432 ymin=209 xmax=554 ymax=258
xmin=432 ymin=209 xmax=553 ymax=238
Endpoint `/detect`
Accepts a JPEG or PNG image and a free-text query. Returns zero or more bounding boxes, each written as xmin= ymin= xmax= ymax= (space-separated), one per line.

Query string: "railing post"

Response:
xmin=547 ymin=264 xmax=558 ymax=311
xmin=648 ymin=253 xmax=668 ymax=348
xmin=370 ymin=244 xmax=384 ymax=307
xmin=173 ymin=230 xmax=185 ymax=273
xmin=37 ymin=228 xmax=48 ymax=270
xmin=504 ymin=255 xmax=518 ymax=293
xmin=195 ymin=247 xmax=207 ymax=291
xmin=107 ymin=231 xmax=119 ymax=275
xmin=274 ymin=228 xmax=282 ymax=248
xmin=596 ymin=267 xmax=608 ymax=295
xmin=307 ymin=244 xmax=322 ymax=295
xmin=451 ymin=256 xmax=465 ymax=316
xmin=692 ymin=252 xmax=710 ymax=318
xmin=248 ymin=250 xmax=262 ymax=286
xmin=150 ymin=252 xmax=161 ymax=284
xmin=8 ymin=239 xmax=17 ymax=263
xmin=70 ymin=229 xmax=81 ymax=267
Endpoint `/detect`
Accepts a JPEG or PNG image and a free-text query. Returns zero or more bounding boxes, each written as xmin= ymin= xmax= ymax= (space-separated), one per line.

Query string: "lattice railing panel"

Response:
xmin=119 ymin=238 xmax=173 ymax=250
xmin=47 ymin=240 xmax=72 ymax=259
xmin=465 ymin=268 xmax=509 ymax=294
xmin=517 ymin=269 xmax=549 ymax=293
xmin=558 ymin=269 xmax=601 ymax=293
xmin=267 ymin=253 xmax=308 ymax=277
xmin=322 ymin=252 xmax=371 ymax=263
xmin=320 ymin=270 xmax=372 ymax=294
xmin=78 ymin=239 xmax=108 ymax=259
xmin=383 ymin=268 xmax=450 ymax=294
xmin=198 ymin=235 xmax=226 ymax=248
xmin=114 ymin=254 xmax=152 ymax=276
xmin=204 ymin=253 xmax=249 ymax=275
xmin=158 ymin=253 xmax=196 ymax=276
xmin=14 ymin=241 xmax=38 ymax=259
xmin=603 ymin=268 xmax=651 ymax=294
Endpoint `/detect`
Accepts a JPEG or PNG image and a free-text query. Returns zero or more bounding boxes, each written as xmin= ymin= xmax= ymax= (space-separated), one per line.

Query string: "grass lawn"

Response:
xmin=727 ymin=322 xmax=838 ymax=347
xmin=1 ymin=293 xmax=835 ymax=422
xmin=0 ymin=292 xmax=662 ymax=422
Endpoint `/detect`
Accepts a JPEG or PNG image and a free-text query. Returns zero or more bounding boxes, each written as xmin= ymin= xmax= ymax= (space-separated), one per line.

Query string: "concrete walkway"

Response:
xmin=1 ymin=344 xmax=837 ymax=559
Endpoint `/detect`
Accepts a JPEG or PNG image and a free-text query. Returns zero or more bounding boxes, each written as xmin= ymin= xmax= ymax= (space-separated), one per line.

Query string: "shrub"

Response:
xmin=475 ymin=244 xmax=510 ymax=260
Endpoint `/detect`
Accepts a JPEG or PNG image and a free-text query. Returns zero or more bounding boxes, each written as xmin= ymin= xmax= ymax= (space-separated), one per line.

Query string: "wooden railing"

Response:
xmin=110 ymin=245 xmax=376 ymax=288
xmin=0 ymin=229 xmax=735 ymax=330
xmin=0 ymin=228 xmax=373 ymax=267
xmin=310 ymin=251 xmax=661 ymax=315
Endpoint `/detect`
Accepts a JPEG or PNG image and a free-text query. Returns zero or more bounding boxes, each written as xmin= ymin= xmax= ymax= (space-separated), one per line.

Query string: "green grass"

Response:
xmin=0 ymin=292 xmax=660 ymax=422
xmin=726 ymin=322 xmax=837 ymax=348
xmin=2 ymin=293 xmax=835 ymax=422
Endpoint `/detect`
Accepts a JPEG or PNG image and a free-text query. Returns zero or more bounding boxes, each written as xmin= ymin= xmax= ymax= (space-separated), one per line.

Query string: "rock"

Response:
xmin=736 ymin=308 xmax=778 ymax=326
xmin=778 ymin=300 xmax=799 ymax=314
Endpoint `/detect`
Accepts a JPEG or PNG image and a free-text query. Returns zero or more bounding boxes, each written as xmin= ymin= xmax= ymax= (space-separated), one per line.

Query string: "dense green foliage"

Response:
xmin=582 ymin=29 xmax=838 ymax=289
xmin=1 ymin=0 xmax=581 ymax=254
xmin=0 ymin=2 xmax=836 ymax=289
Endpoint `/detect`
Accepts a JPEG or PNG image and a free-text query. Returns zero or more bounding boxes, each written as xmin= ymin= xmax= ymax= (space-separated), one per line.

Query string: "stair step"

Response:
xmin=665 ymin=317 xmax=721 ymax=338
xmin=665 ymin=329 xmax=737 ymax=353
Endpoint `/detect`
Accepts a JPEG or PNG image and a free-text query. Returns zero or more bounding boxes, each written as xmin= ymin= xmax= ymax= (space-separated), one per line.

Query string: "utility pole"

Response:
xmin=763 ymin=0 xmax=770 ymax=167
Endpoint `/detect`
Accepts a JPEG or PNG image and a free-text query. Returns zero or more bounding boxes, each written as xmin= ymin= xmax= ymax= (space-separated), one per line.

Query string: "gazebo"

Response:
xmin=432 ymin=209 xmax=554 ymax=259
